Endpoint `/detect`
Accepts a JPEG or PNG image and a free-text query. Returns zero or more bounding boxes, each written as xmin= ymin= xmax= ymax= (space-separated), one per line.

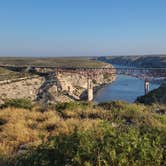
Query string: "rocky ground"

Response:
xmin=0 ymin=77 xmax=45 ymax=105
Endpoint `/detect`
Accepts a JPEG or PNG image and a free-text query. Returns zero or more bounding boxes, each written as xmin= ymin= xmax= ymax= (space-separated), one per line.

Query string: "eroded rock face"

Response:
xmin=56 ymin=72 xmax=115 ymax=99
xmin=0 ymin=68 xmax=116 ymax=104
xmin=0 ymin=77 xmax=45 ymax=104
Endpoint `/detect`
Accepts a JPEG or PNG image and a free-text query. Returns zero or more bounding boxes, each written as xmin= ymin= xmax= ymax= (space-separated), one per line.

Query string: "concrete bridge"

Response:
xmin=53 ymin=67 xmax=166 ymax=101
xmin=1 ymin=65 xmax=166 ymax=101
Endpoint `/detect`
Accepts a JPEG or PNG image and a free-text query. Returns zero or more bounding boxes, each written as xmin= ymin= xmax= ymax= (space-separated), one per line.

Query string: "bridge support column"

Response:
xmin=87 ymin=78 xmax=93 ymax=101
xmin=144 ymin=80 xmax=150 ymax=95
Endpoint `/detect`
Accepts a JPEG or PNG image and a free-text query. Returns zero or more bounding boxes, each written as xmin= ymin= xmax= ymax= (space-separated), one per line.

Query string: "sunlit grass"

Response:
xmin=0 ymin=101 xmax=166 ymax=165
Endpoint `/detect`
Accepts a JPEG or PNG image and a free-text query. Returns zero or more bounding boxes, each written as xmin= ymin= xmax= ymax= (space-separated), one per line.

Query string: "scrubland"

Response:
xmin=0 ymin=100 xmax=166 ymax=166
xmin=0 ymin=57 xmax=108 ymax=68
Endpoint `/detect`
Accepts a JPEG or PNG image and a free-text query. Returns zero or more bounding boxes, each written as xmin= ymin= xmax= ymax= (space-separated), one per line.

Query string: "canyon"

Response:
xmin=0 ymin=66 xmax=115 ymax=105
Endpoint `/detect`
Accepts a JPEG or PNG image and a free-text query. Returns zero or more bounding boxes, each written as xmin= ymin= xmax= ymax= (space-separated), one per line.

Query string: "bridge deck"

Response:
xmin=0 ymin=65 xmax=166 ymax=79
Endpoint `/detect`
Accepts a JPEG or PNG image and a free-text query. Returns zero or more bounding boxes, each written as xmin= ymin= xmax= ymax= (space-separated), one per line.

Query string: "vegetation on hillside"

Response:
xmin=1 ymin=98 xmax=33 ymax=110
xmin=136 ymin=84 xmax=166 ymax=105
xmin=0 ymin=57 xmax=111 ymax=82
xmin=0 ymin=99 xmax=166 ymax=165
xmin=0 ymin=67 xmax=30 ymax=81
xmin=0 ymin=67 xmax=18 ymax=81
xmin=0 ymin=57 xmax=109 ymax=68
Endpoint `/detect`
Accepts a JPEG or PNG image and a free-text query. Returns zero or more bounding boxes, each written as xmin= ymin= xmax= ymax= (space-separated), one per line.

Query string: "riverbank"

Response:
xmin=136 ymin=84 xmax=166 ymax=105
xmin=93 ymin=75 xmax=117 ymax=99
xmin=93 ymin=58 xmax=164 ymax=103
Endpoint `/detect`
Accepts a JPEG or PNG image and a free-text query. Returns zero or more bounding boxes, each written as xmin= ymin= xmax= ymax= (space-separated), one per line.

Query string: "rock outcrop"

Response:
xmin=0 ymin=67 xmax=116 ymax=104
xmin=0 ymin=77 xmax=45 ymax=104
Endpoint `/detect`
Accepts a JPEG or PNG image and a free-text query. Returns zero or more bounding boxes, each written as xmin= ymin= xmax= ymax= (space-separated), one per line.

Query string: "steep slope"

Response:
xmin=136 ymin=84 xmax=166 ymax=105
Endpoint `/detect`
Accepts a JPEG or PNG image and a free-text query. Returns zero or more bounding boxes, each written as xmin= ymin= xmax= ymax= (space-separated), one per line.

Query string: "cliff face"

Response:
xmin=0 ymin=68 xmax=115 ymax=104
xmin=56 ymin=71 xmax=115 ymax=100
xmin=0 ymin=77 xmax=45 ymax=104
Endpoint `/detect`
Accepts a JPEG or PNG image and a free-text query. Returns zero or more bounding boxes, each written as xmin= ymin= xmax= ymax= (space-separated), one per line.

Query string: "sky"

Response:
xmin=0 ymin=0 xmax=166 ymax=57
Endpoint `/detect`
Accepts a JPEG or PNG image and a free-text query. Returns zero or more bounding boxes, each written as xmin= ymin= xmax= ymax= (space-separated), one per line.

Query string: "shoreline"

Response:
xmin=92 ymin=64 xmax=117 ymax=102
xmin=93 ymin=75 xmax=117 ymax=102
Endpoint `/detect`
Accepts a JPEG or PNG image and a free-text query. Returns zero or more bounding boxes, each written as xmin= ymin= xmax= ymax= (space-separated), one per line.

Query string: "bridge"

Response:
xmin=1 ymin=65 xmax=166 ymax=101
xmin=1 ymin=65 xmax=166 ymax=77
xmin=45 ymin=67 xmax=165 ymax=101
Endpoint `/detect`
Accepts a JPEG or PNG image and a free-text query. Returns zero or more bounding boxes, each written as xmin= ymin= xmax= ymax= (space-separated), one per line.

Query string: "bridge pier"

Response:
xmin=87 ymin=78 xmax=93 ymax=101
xmin=144 ymin=80 xmax=150 ymax=95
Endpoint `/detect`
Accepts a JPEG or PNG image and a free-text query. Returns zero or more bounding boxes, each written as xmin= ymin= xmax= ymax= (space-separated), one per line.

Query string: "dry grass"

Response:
xmin=0 ymin=106 xmax=103 ymax=156
xmin=0 ymin=102 xmax=166 ymax=157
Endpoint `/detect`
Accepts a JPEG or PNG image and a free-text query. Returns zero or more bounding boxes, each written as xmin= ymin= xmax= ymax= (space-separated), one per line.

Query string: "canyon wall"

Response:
xmin=98 ymin=55 xmax=166 ymax=68
xmin=0 ymin=77 xmax=45 ymax=104
xmin=0 ymin=69 xmax=115 ymax=104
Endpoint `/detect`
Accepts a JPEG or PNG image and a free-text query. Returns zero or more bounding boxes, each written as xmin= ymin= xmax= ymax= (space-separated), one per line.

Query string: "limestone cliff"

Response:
xmin=0 ymin=67 xmax=115 ymax=104
xmin=0 ymin=77 xmax=45 ymax=104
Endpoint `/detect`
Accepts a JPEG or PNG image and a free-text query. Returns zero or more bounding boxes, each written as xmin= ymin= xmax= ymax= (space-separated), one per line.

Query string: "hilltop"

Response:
xmin=0 ymin=57 xmax=108 ymax=68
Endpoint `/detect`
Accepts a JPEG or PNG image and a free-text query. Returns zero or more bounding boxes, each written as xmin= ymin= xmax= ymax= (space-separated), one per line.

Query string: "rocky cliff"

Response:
xmin=0 ymin=77 xmax=45 ymax=105
xmin=0 ymin=67 xmax=115 ymax=104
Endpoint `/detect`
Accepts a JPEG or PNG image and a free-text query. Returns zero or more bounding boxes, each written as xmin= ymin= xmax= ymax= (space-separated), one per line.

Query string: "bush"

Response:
xmin=136 ymin=85 xmax=166 ymax=105
xmin=55 ymin=102 xmax=90 ymax=112
xmin=98 ymin=100 xmax=128 ymax=110
xmin=0 ymin=101 xmax=166 ymax=165
xmin=11 ymin=125 xmax=164 ymax=166
xmin=1 ymin=98 xmax=33 ymax=110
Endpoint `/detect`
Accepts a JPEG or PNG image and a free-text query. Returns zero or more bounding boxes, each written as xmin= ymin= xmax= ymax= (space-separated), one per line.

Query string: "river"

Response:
xmin=94 ymin=73 xmax=160 ymax=103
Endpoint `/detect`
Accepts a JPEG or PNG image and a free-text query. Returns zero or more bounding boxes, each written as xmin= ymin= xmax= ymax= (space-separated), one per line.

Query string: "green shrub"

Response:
xmin=136 ymin=85 xmax=166 ymax=105
xmin=98 ymin=100 xmax=128 ymax=111
xmin=2 ymin=98 xmax=33 ymax=110
xmin=11 ymin=124 xmax=164 ymax=166
xmin=55 ymin=102 xmax=90 ymax=112
xmin=0 ymin=101 xmax=166 ymax=166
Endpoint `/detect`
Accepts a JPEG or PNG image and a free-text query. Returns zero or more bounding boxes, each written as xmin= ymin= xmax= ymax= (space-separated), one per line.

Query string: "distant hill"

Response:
xmin=0 ymin=57 xmax=108 ymax=68
xmin=97 ymin=55 xmax=166 ymax=68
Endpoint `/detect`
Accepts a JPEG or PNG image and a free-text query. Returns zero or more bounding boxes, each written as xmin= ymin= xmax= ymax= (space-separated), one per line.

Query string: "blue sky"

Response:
xmin=0 ymin=0 xmax=166 ymax=57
